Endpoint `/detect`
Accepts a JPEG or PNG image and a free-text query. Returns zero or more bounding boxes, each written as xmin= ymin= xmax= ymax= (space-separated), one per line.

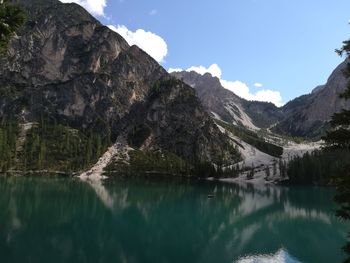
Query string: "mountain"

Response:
xmin=171 ymin=71 xmax=284 ymax=130
xmin=0 ymin=0 xmax=241 ymax=174
xmin=275 ymin=59 xmax=350 ymax=138
xmin=171 ymin=71 xmax=286 ymax=161
xmin=173 ymin=59 xmax=350 ymax=139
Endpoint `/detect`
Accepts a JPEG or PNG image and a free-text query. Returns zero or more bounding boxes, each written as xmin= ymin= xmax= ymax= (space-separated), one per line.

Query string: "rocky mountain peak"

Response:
xmin=172 ymin=70 xmax=284 ymax=129
xmin=0 ymin=0 xmax=241 ymax=172
xmin=275 ymin=58 xmax=350 ymax=138
xmin=173 ymin=59 xmax=350 ymax=139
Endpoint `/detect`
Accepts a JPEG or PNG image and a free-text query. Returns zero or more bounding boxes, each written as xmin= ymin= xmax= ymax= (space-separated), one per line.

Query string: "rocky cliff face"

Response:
xmin=173 ymin=59 xmax=350 ymax=139
xmin=172 ymin=71 xmax=284 ymax=130
xmin=0 ymin=0 xmax=240 ymax=172
xmin=118 ymin=78 xmax=240 ymax=164
xmin=1 ymin=0 xmax=163 ymax=132
xmin=275 ymin=59 xmax=350 ymax=138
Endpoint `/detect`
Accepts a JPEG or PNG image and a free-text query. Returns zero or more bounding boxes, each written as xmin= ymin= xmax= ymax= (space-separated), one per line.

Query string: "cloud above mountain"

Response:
xmin=149 ymin=9 xmax=158 ymax=16
xmin=169 ymin=64 xmax=284 ymax=107
xmin=59 ymin=0 xmax=106 ymax=16
xmin=108 ymin=25 xmax=168 ymax=63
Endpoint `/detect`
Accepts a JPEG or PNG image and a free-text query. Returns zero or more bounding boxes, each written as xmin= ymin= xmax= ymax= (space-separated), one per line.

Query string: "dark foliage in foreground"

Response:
xmin=323 ymin=38 xmax=350 ymax=261
xmin=287 ymin=149 xmax=350 ymax=185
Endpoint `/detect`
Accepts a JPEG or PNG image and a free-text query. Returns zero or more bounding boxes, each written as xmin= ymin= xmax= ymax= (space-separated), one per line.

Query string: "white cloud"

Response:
xmin=108 ymin=25 xmax=168 ymax=63
xmin=221 ymin=79 xmax=283 ymax=106
xmin=59 ymin=0 xmax=106 ymax=16
xmin=254 ymin=82 xmax=263 ymax=88
xmin=168 ymin=68 xmax=184 ymax=73
xmin=169 ymin=64 xmax=284 ymax=107
xmin=169 ymin=64 xmax=222 ymax=79
xmin=149 ymin=9 xmax=158 ymax=16
xmin=187 ymin=64 xmax=222 ymax=78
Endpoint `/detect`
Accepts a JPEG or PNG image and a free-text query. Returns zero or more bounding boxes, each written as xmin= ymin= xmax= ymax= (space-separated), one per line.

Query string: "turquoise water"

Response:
xmin=0 ymin=176 xmax=348 ymax=263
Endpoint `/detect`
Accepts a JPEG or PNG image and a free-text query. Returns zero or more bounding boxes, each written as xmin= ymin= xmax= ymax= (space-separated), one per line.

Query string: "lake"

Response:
xmin=0 ymin=176 xmax=348 ymax=263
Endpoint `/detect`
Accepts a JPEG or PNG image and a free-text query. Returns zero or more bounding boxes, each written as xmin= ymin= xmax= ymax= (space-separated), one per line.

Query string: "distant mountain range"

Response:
xmin=171 ymin=71 xmax=283 ymax=130
xmin=172 ymin=59 xmax=350 ymax=139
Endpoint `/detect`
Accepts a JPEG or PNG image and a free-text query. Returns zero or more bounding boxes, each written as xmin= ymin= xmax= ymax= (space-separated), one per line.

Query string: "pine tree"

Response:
xmin=264 ymin=166 xmax=270 ymax=180
xmin=85 ymin=133 xmax=93 ymax=166
xmin=247 ymin=166 xmax=255 ymax=180
xmin=323 ymin=37 xmax=350 ymax=260
xmin=272 ymin=159 xmax=277 ymax=176
xmin=0 ymin=0 xmax=25 ymax=53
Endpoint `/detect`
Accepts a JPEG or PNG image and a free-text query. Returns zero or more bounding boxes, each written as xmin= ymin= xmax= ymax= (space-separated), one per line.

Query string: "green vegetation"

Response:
xmin=127 ymin=124 xmax=152 ymax=148
xmin=105 ymin=149 xmax=240 ymax=178
xmin=0 ymin=120 xmax=19 ymax=171
xmin=257 ymin=128 xmax=307 ymax=144
xmin=20 ymin=121 xmax=110 ymax=173
xmin=216 ymin=119 xmax=283 ymax=157
xmin=195 ymin=162 xmax=240 ymax=179
xmin=287 ymin=149 xmax=350 ymax=185
xmin=0 ymin=85 xmax=22 ymax=99
xmin=283 ymin=37 xmax=350 ymax=260
xmin=0 ymin=0 xmax=25 ymax=53
xmin=105 ymin=149 xmax=193 ymax=176
xmin=323 ymin=38 xmax=350 ymax=259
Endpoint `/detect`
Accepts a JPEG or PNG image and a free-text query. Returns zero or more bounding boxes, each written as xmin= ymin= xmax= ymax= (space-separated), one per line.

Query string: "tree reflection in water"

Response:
xmin=0 ymin=176 xmax=347 ymax=263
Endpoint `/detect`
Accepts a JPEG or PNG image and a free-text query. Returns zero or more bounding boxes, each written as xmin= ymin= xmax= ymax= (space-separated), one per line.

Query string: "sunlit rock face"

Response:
xmin=275 ymin=59 xmax=350 ymax=138
xmin=171 ymin=71 xmax=284 ymax=130
xmin=1 ymin=0 xmax=161 ymax=129
xmin=0 ymin=0 xmax=240 ymax=165
xmin=173 ymin=60 xmax=350 ymax=139
xmin=236 ymin=249 xmax=302 ymax=263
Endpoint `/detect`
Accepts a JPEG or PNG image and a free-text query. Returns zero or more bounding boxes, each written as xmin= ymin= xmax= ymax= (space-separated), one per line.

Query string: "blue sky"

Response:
xmin=60 ymin=0 xmax=350 ymax=106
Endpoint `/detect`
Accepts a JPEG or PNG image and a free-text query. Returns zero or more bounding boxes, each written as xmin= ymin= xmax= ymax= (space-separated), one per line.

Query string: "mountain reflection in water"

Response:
xmin=236 ymin=248 xmax=301 ymax=263
xmin=0 ymin=176 xmax=347 ymax=263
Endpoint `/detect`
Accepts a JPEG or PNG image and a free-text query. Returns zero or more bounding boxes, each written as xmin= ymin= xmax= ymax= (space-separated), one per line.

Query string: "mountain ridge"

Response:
xmin=171 ymin=70 xmax=284 ymax=130
xmin=0 ymin=0 xmax=241 ymax=175
xmin=1 ymin=0 xmax=348 ymax=180
xmin=275 ymin=58 xmax=350 ymax=138
xmin=172 ymin=58 xmax=350 ymax=139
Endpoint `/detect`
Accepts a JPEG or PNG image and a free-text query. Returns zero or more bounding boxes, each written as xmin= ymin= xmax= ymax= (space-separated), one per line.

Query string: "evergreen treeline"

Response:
xmin=20 ymin=120 xmax=110 ymax=173
xmin=287 ymin=149 xmax=350 ymax=185
xmin=0 ymin=120 xmax=19 ymax=171
xmin=105 ymin=149 xmax=240 ymax=178
xmin=283 ymin=36 xmax=350 ymax=260
xmin=106 ymin=150 xmax=192 ymax=176
xmin=322 ymin=38 xmax=350 ymax=260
